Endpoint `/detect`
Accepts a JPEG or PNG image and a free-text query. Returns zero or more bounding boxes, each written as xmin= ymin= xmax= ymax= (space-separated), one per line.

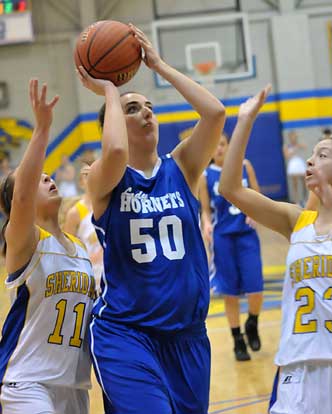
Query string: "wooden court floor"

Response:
xmin=0 ymin=225 xmax=288 ymax=414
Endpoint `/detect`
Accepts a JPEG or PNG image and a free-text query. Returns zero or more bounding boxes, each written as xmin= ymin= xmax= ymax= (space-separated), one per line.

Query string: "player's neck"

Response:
xmin=213 ymin=160 xmax=224 ymax=168
xmin=36 ymin=215 xmax=62 ymax=238
xmin=316 ymin=205 xmax=332 ymax=229
xmin=128 ymin=152 xmax=159 ymax=178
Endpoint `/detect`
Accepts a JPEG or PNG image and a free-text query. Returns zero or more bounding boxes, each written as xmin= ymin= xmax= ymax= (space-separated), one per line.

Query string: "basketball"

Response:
xmin=74 ymin=20 xmax=142 ymax=86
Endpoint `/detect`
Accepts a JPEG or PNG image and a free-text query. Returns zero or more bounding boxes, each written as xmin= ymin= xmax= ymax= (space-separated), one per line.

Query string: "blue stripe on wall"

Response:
xmin=46 ymin=113 xmax=98 ymax=156
xmin=282 ymin=117 xmax=332 ymax=129
xmin=277 ymin=88 xmax=332 ymax=100
xmin=46 ymin=116 xmax=81 ymax=155
xmin=71 ymin=142 xmax=101 ymax=160
xmin=17 ymin=120 xmax=33 ymax=128
xmin=153 ymin=94 xmax=277 ymax=114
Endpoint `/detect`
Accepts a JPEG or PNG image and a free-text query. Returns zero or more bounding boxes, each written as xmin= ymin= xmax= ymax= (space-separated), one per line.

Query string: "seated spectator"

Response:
xmin=0 ymin=151 xmax=12 ymax=179
xmin=56 ymin=155 xmax=78 ymax=198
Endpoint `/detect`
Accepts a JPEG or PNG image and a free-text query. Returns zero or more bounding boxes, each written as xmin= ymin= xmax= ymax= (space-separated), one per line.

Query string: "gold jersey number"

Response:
xmin=48 ymin=299 xmax=86 ymax=347
xmin=293 ymin=286 xmax=332 ymax=334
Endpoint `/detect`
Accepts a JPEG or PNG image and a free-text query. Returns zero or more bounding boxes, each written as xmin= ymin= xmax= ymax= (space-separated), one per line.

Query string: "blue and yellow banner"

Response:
xmin=3 ymin=88 xmax=332 ymax=196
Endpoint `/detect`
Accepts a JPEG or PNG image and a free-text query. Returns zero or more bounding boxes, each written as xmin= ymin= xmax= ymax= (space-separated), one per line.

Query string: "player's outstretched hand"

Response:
xmin=238 ymin=84 xmax=272 ymax=122
xmin=77 ymin=66 xmax=116 ymax=96
xmin=129 ymin=23 xmax=163 ymax=70
xmin=29 ymin=79 xmax=59 ymax=130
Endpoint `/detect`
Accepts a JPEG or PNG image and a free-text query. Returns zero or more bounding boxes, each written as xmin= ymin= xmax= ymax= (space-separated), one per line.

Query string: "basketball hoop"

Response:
xmin=193 ymin=61 xmax=217 ymax=89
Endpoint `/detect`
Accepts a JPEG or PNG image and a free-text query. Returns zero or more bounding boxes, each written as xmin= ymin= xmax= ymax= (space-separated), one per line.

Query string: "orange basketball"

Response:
xmin=74 ymin=20 xmax=142 ymax=86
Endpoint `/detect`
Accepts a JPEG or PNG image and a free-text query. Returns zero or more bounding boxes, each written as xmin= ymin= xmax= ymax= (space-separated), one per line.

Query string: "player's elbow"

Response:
xmin=207 ymin=103 xmax=226 ymax=121
xmin=218 ymin=180 xmax=239 ymax=202
xmin=103 ymin=146 xmax=128 ymax=165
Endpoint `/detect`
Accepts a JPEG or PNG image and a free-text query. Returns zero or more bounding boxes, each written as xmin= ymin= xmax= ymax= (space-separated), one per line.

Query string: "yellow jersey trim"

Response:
xmin=64 ymin=232 xmax=86 ymax=251
xmin=38 ymin=227 xmax=52 ymax=241
xmin=75 ymin=200 xmax=90 ymax=221
xmin=293 ymin=210 xmax=318 ymax=233
xmin=38 ymin=226 xmax=86 ymax=252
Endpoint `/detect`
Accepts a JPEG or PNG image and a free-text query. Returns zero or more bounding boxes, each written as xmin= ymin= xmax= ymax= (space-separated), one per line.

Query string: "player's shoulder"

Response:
xmin=292 ymin=210 xmax=317 ymax=233
xmin=64 ymin=232 xmax=87 ymax=251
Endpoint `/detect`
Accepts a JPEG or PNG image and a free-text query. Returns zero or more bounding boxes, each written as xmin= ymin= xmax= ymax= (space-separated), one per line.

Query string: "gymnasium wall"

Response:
xmin=0 ymin=0 xmax=332 ymax=199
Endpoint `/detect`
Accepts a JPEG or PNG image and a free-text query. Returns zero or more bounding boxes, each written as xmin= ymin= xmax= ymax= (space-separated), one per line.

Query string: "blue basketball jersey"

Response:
xmin=92 ymin=155 xmax=209 ymax=333
xmin=205 ymin=163 xmax=253 ymax=235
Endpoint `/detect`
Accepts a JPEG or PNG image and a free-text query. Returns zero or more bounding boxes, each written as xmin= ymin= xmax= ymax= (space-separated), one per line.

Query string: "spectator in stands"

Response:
xmin=64 ymin=163 xmax=103 ymax=292
xmin=56 ymin=154 xmax=78 ymax=198
xmin=283 ymin=130 xmax=307 ymax=205
xmin=321 ymin=128 xmax=332 ymax=140
xmin=0 ymin=152 xmax=12 ymax=179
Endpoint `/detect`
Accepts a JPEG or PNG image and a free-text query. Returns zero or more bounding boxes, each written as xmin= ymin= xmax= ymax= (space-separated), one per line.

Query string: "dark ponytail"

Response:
xmin=0 ymin=171 xmax=15 ymax=256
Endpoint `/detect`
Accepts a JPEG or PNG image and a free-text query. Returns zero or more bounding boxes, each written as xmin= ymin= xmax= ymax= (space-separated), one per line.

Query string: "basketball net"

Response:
xmin=193 ymin=61 xmax=216 ymax=90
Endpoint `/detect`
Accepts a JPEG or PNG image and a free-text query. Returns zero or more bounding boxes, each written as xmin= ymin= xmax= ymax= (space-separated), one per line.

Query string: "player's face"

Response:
xmin=120 ymin=93 xmax=159 ymax=150
xmin=79 ymin=165 xmax=90 ymax=191
xmin=213 ymin=135 xmax=228 ymax=165
xmin=36 ymin=173 xmax=61 ymax=209
xmin=306 ymin=139 xmax=332 ymax=190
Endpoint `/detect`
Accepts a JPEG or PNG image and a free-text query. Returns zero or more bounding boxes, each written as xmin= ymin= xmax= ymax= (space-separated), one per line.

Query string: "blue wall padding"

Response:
xmin=158 ymin=112 xmax=288 ymax=200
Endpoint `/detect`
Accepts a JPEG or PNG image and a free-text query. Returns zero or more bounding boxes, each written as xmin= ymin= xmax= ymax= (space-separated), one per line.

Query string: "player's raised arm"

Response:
xmin=130 ymin=24 xmax=225 ymax=196
xmin=77 ymin=67 xmax=128 ymax=219
xmin=3 ymin=79 xmax=59 ymax=268
xmin=219 ymin=85 xmax=301 ymax=239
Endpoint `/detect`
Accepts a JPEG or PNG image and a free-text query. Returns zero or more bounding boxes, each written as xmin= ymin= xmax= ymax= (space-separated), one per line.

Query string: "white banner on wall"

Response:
xmin=0 ymin=11 xmax=33 ymax=46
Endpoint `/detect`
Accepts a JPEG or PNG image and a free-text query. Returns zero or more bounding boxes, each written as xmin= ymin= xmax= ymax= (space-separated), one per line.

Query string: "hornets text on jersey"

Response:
xmin=92 ymin=155 xmax=209 ymax=333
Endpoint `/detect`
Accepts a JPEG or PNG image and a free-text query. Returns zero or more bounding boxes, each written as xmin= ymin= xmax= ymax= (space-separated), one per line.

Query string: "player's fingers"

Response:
xmin=131 ymin=27 xmax=151 ymax=47
xmin=40 ymin=83 xmax=47 ymax=104
xmin=78 ymin=65 xmax=90 ymax=80
xmin=75 ymin=69 xmax=84 ymax=84
xmin=33 ymin=78 xmax=39 ymax=105
xmin=259 ymin=84 xmax=272 ymax=104
xmin=75 ymin=69 xmax=84 ymax=82
xmin=256 ymin=89 xmax=266 ymax=104
xmin=29 ymin=79 xmax=35 ymax=105
xmin=129 ymin=23 xmax=144 ymax=37
xmin=264 ymin=83 xmax=272 ymax=96
xmin=133 ymin=31 xmax=147 ymax=45
xmin=49 ymin=95 xmax=60 ymax=109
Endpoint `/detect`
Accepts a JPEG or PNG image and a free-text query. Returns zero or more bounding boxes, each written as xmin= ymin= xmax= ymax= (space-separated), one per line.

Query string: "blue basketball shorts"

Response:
xmin=89 ymin=318 xmax=211 ymax=414
xmin=210 ymin=231 xmax=263 ymax=296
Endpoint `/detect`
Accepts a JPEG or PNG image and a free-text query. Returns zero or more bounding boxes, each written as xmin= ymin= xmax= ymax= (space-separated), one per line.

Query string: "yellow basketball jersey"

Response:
xmin=75 ymin=200 xmax=103 ymax=282
xmin=275 ymin=210 xmax=332 ymax=366
xmin=75 ymin=200 xmax=100 ymax=255
xmin=1 ymin=227 xmax=96 ymax=389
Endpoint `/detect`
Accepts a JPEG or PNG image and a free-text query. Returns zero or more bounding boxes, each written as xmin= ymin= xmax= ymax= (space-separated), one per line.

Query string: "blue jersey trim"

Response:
xmin=0 ymin=283 xmax=30 ymax=387
xmin=269 ymin=367 xmax=280 ymax=410
xmin=6 ymin=262 xmax=30 ymax=283
xmin=89 ymin=319 xmax=110 ymax=402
